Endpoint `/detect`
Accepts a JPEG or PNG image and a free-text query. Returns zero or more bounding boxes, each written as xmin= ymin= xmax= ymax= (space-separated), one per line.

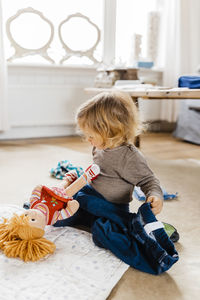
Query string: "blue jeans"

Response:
xmin=54 ymin=185 xmax=178 ymax=274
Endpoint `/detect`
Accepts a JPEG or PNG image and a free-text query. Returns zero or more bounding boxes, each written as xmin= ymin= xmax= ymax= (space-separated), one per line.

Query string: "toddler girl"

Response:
xmin=80 ymin=91 xmax=163 ymax=214
xmin=54 ymin=91 xmax=163 ymax=228
xmin=53 ymin=92 xmax=181 ymax=275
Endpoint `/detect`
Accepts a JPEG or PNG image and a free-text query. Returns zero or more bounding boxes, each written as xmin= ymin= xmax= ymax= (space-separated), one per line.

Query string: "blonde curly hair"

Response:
xmin=76 ymin=91 xmax=142 ymax=149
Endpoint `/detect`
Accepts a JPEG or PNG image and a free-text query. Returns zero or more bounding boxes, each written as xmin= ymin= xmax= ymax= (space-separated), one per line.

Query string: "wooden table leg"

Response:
xmin=131 ymin=97 xmax=140 ymax=148
xmin=135 ymin=135 xmax=140 ymax=148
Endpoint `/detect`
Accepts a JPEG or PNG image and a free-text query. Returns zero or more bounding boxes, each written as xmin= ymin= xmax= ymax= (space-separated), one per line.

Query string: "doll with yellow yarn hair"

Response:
xmin=0 ymin=164 xmax=100 ymax=262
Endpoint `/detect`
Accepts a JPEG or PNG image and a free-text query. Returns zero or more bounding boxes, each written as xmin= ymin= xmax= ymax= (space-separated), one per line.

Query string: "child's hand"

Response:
xmin=146 ymin=195 xmax=163 ymax=215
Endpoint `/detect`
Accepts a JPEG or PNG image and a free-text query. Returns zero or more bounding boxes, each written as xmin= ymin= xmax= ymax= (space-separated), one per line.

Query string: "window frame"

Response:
xmin=3 ymin=0 xmax=117 ymax=68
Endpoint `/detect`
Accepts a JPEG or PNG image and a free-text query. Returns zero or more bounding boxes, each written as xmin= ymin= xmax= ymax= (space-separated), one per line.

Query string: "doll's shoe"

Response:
xmin=23 ymin=201 xmax=30 ymax=209
xmin=85 ymin=164 xmax=100 ymax=181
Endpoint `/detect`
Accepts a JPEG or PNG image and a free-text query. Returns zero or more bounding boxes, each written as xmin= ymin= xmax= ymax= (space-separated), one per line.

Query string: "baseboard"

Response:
xmin=146 ymin=120 xmax=176 ymax=132
xmin=0 ymin=124 xmax=76 ymax=140
xmin=0 ymin=121 xmax=176 ymax=140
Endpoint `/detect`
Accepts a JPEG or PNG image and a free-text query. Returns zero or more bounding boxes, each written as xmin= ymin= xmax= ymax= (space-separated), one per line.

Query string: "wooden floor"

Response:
xmin=0 ymin=133 xmax=199 ymax=160
xmin=140 ymin=132 xmax=200 ymax=160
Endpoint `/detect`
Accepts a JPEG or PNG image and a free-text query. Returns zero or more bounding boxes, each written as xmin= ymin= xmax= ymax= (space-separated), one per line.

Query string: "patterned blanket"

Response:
xmin=0 ymin=205 xmax=128 ymax=300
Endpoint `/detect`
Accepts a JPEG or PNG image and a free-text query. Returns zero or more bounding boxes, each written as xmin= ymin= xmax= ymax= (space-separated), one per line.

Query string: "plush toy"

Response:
xmin=0 ymin=164 xmax=100 ymax=262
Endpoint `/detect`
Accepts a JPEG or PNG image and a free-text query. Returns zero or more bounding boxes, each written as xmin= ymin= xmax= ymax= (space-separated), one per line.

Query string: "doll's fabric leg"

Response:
xmin=23 ymin=185 xmax=43 ymax=209
xmin=67 ymin=200 xmax=80 ymax=215
xmin=51 ymin=200 xmax=80 ymax=225
xmin=64 ymin=164 xmax=100 ymax=198
xmin=29 ymin=185 xmax=43 ymax=205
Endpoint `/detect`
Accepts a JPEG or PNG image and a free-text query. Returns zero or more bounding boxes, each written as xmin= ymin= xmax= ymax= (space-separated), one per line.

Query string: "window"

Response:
xmin=2 ymin=0 xmax=103 ymax=65
xmin=2 ymin=0 xmax=162 ymax=67
xmin=115 ymin=0 xmax=162 ymax=67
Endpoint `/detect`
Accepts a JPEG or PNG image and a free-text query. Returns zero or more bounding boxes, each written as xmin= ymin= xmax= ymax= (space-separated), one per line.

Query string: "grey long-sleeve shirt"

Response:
xmin=91 ymin=144 xmax=163 ymax=204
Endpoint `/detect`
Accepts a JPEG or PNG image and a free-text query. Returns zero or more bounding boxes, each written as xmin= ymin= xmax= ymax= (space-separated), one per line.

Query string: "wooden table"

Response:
xmin=85 ymin=87 xmax=200 ymax=147
xmin=85 ymin=87 xmax=200 ymax=100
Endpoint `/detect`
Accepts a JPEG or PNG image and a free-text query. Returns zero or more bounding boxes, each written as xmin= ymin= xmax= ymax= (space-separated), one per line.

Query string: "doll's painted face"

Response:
xmin=24 ymin=209 xmax=46 ymax=230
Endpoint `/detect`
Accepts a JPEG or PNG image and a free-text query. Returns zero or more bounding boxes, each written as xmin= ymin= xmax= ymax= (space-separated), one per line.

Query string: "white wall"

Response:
xmin=0 ymin=65 xmax=163 ymax=140
xmin=0 ymin=65 xmax=97 ymax=140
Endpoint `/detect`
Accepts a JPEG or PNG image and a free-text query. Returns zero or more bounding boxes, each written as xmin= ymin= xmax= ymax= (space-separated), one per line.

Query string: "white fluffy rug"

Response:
xmin=0 ymin=205 xmax=128 ymax=300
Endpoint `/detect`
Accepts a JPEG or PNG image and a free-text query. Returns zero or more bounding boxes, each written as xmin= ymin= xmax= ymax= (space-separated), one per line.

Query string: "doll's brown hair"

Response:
xmin=76 ymin=91 xmax=142 ymax=149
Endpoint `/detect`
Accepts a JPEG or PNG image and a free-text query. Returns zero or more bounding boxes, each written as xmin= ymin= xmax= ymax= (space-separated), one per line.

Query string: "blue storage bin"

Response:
xmin=178 ymin=76 xmax=200 ymax=89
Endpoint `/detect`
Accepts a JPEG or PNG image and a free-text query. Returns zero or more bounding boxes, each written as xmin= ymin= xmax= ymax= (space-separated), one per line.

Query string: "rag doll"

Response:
xmin=0 ymin=164 xmax=100 ymax=262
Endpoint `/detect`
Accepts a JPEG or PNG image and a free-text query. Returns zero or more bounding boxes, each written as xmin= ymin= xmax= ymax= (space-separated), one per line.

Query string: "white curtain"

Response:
xmin=158 ymin=0 xmax=200 ymax=122
xmin=0 ymin=0 xmax=9 ymax=131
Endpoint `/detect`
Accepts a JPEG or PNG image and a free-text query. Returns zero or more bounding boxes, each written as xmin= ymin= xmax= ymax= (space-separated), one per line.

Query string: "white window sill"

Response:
xmin=7 ymin=62 xmax=98 ymax=71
